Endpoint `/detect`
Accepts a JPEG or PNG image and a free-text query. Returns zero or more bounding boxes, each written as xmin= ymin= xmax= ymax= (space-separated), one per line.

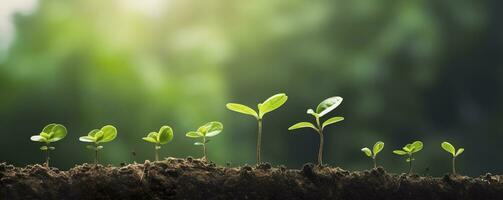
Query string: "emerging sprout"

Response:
xmin=30 ymin=124 xmax=67 ymax=167
xmin=79 ymin=125 xmax=117 ymax=165
xmin=393 ymin=141 xmax=423 ymax=174
xmin=441 ymin=141 xmax=464 ymax=175
xmin=186 ymin=121 xmax=223 ymax=161
xmin=288 ymin=97 xmax=344 ymax=166
xmin=226 ymin=93 xmax=288 ymax=164
xmin=142 ymin=126 xmax=174 ymax=161
xmin=361 ymin=141 xmax=384 ymax=168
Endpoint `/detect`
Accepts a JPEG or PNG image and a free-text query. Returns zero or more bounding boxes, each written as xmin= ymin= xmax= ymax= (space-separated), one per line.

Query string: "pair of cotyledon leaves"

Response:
xmin=393 ymin=141 xmax=423 ymax=156
xmin=142 ymin=126 xmax=174 ymax=145
xmin=288 ymin=97 xmax=344 ymax=131
xmin=186 ymin=121 xmax=223 ymax=146
xmin=79 ymin=125 xmax=117 ymax=144
xmin=361 ymin=141 xmax=384 ymax=158
xmin=30 ymin=124 xmax=68 ymax=143
xmin=441 ymin=142 xmax=464 ymax=157
xmin=226 ymin=93 xmax=288 ymax=120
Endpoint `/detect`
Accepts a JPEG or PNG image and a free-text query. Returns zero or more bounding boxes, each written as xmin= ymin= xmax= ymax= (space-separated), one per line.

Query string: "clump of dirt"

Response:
xmin=1 ymin=158 xmax=503 ymax=200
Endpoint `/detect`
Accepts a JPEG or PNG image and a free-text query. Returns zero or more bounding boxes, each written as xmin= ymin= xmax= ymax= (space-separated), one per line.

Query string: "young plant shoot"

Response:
xmin=79 ymin=125 xmax=117 ymax=165
xmin=441 ymin=141 xmax=464 ymax=175
xmin=142 ymin=126 xmax=174 ymax=161
xmin=288 ymin=96 xmax=344 ymax=166
xmin=393 ymin=141 xmax=423 ymax=174
xmin=226 ymin=93 xmax=288 ymax=164
xmin=361 ymin=141 xmax=384 ymax=169
xmin=30 ymin=124 xmax=67 ymax=167
xmin=186 ymin=121 xmax=223 ymax=161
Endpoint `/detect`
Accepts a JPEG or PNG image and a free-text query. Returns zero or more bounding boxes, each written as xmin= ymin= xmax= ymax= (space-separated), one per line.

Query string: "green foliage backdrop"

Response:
xmin=0 ymin=0 xmax=502 ymax=176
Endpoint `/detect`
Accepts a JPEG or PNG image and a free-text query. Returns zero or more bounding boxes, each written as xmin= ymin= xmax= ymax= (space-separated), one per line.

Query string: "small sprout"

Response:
xmin=142 ymin=126 xmax=174 ymax=161
xmin=393 ymin=141 xmax=423 ymax=174
xmin=441 ymin=141 xmax=464 ymax=175
xmin=226 ymin=93 xmax=288 ymax=164
xmin=30 ymin=124 xmax=67 ymax=167
xmin=79 ymin=125 xmax=117 ymax=165
xmin=288 ymin=97 xmax=344 ymax=166
xmin=361 ymin=141 xmax=384 ymax=169
xmin=186 ymin=121 xmax=223 ymax=161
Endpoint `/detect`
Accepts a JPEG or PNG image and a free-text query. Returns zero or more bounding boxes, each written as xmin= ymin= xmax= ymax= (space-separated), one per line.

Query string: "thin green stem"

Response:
xmin=46 ymin=149 xmax=50 ymax=168
xmin=155 ymin=146 xmax=159 ymax=161
xmin=203 ymin=137 xmax=208 ymax=161
xmin=408 ymin=154 xmax=413 ymax=174
xmin=257 ymin=119 xmax=263 ymax=164
xmin=373 ymin=157 xmax=377 ymax=169
xmin=94 ymin=143 xmax=98 ymax=165
xmin=452 ymin=157 xmax=456 ymax=175
xmin=315 ymin=116 xmax=323 ymax=166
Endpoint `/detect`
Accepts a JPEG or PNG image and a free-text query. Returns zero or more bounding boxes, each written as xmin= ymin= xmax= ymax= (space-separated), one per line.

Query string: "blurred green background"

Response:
xmin=1 ymin=0 xmax=502 ymax=176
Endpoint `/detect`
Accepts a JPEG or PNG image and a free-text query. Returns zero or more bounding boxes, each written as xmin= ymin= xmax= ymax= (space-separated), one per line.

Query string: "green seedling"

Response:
xmin=186 ymin=121 xmax=223 ymax=161
xmin=441 ymin=141 xmax=464 ymax=175
xmin=226 ymin=93 xmax=288 ymax=164
xmin=79 ymin=125 xmax=117 ymax=165
xmin=142 ymin=126 xmax=174 ymax=161
xmin=393 ymin=141 xmax=423 ymax=174
xmin=30 ymin=124 xmax=67 ymax=167
xmin=361 ymin=141 xmax=384 ymax=168
xmin=288 ymin=96 xmax=344 ymax=166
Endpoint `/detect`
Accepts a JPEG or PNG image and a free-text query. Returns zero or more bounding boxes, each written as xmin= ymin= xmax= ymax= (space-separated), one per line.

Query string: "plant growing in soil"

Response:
xmin=79 ymin=125 xmax=117 ymax=164
xmin=30 ymin=123 xmax=67 ymax=167
xmin=186 ymin=121 xmax=223 ymax=161
xmin=142 ymin=126 xmax=174 ymax=161
xmin=441 ymin=141 xmax=464 ymax=175
xmin=226 ymin=93 xmax=288 ymax=164
xmin=288 ymin=96 xmax=344 ymax=166
xmin=361 ymin=141 xmax=384 ymax=168
xmin=393 ymin=141 xmax=423 ymax=174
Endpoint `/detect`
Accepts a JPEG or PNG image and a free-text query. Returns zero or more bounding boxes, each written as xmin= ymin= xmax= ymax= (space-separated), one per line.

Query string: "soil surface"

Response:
xmin=1 ymin=158 xmax=502 ymax=200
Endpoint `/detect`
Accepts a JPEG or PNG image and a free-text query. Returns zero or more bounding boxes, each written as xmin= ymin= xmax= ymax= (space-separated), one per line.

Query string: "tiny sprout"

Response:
xmin=288 ymin=96 xmax=344 ymax=166
xmin=441 ymin=141 xmax=464 ymax=175
xmin=393 ymin=141 xmax=423 ymax=174
xmin=226 ymin=93 xmax=288 ymax=164
xmin=186 ymin=121 xmax=223 ymax=161
xmin=79 ymin=125 xmax=117 ymax=165
xmin=30 ymin=124 xmax=67 ymax=167
xmin=142 ymin=126 xmax=174 ymax=161
xmin=361 ymin=141 xmax=384 ymax=169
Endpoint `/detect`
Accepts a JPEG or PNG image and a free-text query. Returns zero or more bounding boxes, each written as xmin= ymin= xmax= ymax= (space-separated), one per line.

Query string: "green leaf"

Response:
xmin=94 ymin=131 xmax=104 ymax=142
xmin=441 ymin=142 xmax=455 ymax=156
xmin=288 ymin=122 xmax=318 ymax=131
xmin=322 ymin=117 xmax=344 ymax=129
xmin=48 ymin=146 xmax=55 ymax=150
xmin=47 ymin=124 xmax=67 ymax=142
xmin=96 ymin=146 xmax=104 ymax=150
xmin=361 ymin=147 xmax=372 ymax=157
xmin=142 ymin=136 xmax=157 ymax=143
xmin=30 ymin=135 xmax=47 ymax=142
xmin=79 ymin=136 xmax=95 ymax=143
xmin=393 ymin=150 xmax=408 ymax=155
xmin=42 ymin=124 xmax=57 ymax=135
xmin=158 ymin=126 xmax=174 ymax=144
xmin=88 ymin=129 xmax=100 ymax=137
xmin=307 ymin=109 xmax=320 ymax=118
xmin=40 ymin=146 xmax=48 ymax=151
xmin=410 ymin=141 xmax=423 ymax=153
xmin=204 ymin=121 xmax=224 ymax=137
xmin=316 ymin=96 xmax=343 ymax=117
xmin=373 ymin=141 xmax=384 ymax=156
xmin=258 ymin=93 xmax=288 ymax=118
xmin=99 ymin=125 xmax=117 ymax=143
xmin=40 ymin=132 xmax=51 ymax=139
xmin=226 ymin=103 xmax=258 ymax=119
xmin=186 ymin=131 xmax=203 ymax=138
xmin=194 ymin=142 xmax=204 ymax=146
xmin=455 ymin=148 xmax=464 ymax=157
xmin=406 ymin=158 xmax=415 ymax=162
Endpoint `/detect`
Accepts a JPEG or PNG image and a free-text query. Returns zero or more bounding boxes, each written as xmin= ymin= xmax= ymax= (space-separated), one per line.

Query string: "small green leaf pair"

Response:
xmin=441 ymin=141 xmax=464 ymax=174
xmin=30 ymin=124 xmax=68 ymax=167
xmin=289 ymin=96 xmax=344 ymax=166
xmin=142 ymin=126 xmax=174 ymax=161
xmin=79 ymin=125 xmax=117 ymax=164
xmin=361 ymin=141 xmax=384 ymax=168
xmin=393 ymin=141 xmax=423 ymax=173
xmin=226 ymin=93 xmax=288 ymax=164
xmin=186 ymin=121 xmax=223 ymax=161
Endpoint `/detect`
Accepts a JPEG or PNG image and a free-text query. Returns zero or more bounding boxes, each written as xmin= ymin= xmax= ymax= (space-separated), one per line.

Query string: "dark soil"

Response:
xmin=1 ymin=158 xmax=502 ymax=200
